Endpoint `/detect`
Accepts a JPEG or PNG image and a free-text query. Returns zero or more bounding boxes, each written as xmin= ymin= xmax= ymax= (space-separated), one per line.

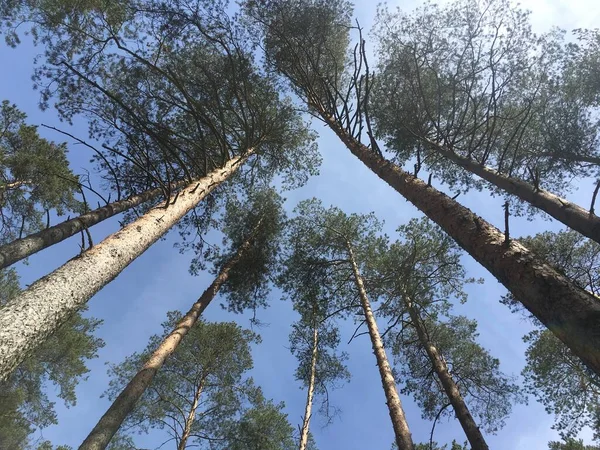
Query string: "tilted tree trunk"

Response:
xmin=0 ymin=151 xmax=253 ymax=382
xmin=178 ymin=376 xmax=206 ymax=450
xmin=298 ymin=321 xmax=319 ymax=450
xmin=424 ymin=139 xmax=600 ymax=245
xmin=405 ymin=298 xmax=488 ymax=450
xmin=0 ymin=180 xmax=189 ymax=270
xmin=346 ymin=242 xmax=414 ymax=450
xmin=318 ymin=110 xmax=600 ymax=377
xmin=79 ymin=221 xmax=259 ymax=450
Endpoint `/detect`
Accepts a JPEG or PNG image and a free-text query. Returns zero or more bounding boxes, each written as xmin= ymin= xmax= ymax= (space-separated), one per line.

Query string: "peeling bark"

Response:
xmin=0 ymin=180 xmax=188 ymax=269
xmin=347 ymin=243 xmax=414 ymax=450
xmin=78 ymin=226 xmax=257 ymax=450
xmin=0 ymin=153 xmax=252 ymax=382
xmin=321 ymin=112 xmax=600 ymax=377
xmin=406 ymin=299 xmax=488 ymax=450
xmin=425 ymin=140 xmax=600 ymax=245
xmin=298 ymin=323 xmax=318 ymax=450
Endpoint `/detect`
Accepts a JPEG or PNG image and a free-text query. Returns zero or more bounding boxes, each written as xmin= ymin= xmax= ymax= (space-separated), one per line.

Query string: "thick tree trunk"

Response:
xmin=178 ymin=377 xmax=206 ymax=450
xmin=320 ymin=111 xmax=600 ymax=377
xmin=425 ymin=140 xmax=600 ymax=245
xmin=347 ymin=243 xmax=414 ymax=450
xmin=0 ymin=152 xmax=252 ymax=382
xmin=298 ymin=322 xmax=319 ymax=450
xmin=0 ymin=180 xmax=188 ymax=269
xmin=79 ymin=226 xmax=256 ymax=450
xmin=406 ymin=300 xmax=488 ymax=450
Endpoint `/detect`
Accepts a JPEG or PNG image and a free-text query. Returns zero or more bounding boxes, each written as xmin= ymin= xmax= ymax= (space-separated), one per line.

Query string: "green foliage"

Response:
xmin=199 ymin=188 xmax=287 ymax=318
xmin=504 ymin=229 xmax=600 ymax=440
xmin=374 ymin=218 xmax=521 ymax=433
xmin=244 ymin=0 xmax=353 ymax=112
xmin=105 ymin=315 xmax=297 ymax=449
xmin=0 ymin=268 xmax=104 ymax=449
xmin=0 ymin=100 xmax=80 ymax=243
xmin=548 ymin=438 xmax=600 ymax=450
xmin=372 ymin=0 xmax=600 ymax=213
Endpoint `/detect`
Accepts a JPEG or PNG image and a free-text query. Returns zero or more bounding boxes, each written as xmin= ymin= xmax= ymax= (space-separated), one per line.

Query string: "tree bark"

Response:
xmin=405 ymin=299 xmax=488 ymax=450
xmin=320 ymin=111 xmax=600 ymax=377
xmin=298 ymin=322 xmax=319 ymax=450
xmin=178 ymin=377 xmax=206 ymax=450
xmin=0 ymin=152 xmax=252 ymax=382
xmin=424 ymin=139 xmax=600 ymax=245
xmin=347 ymin=242 xmax=414 ymax=450
xmin=79 ymin=222 xmax=258 ymax=450
xmin=0 ymin=181 xmax=189 ymax=270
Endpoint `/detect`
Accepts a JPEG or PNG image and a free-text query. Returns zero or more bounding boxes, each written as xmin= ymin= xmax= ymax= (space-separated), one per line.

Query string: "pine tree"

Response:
xmin=0 ymin=1 xmax=318 ymax=381
xmin=243 ymin=0 xmax=600 ymax=377
xmin=285 ymin=199 xmax=414 ymax=450
xmin=376 ymin=219 xmax=522 ymax=449
xmin=0 ymin=101 xmax=80 ymax=245
xmin=372 ymin=0 xmax=600 ymax=242
xmin=80 ymin=188 xmax=286 ymax=449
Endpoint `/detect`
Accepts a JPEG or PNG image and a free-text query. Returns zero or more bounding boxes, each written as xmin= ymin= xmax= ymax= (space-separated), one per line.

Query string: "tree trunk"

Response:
xmin=425 ymin=139 xmax=600 ymax=245
xmin=0 ymin=152 xmax=252 ymax=382
xmin=79 ymin=224 xmax=257 ymax=450
xmin=320 ymin=111 xmax=600 ymax=377
xmin=405 ymin=299 xmax=488 ymax=450
xmin=298 ymin=322 xmax=319 ymax=450
xmin=178 ymin=377 xmax=206 ymax=450
xmin=0 ymin=180 xmax=189 ymax=270
xmin=346 ymin=243 xmax=414 ymax=450
xmin=0 ymin=180 xmax=31 ymax=191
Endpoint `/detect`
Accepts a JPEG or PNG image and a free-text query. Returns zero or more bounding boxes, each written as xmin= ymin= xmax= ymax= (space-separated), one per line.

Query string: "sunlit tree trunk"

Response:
xmin=318 ymin=109 xmax=600 ymax=377
xmin=298 ymin=322 xmax=318 ymax=450
xmin=0 ymin=180 xmax=189 ymax=269
xmin=178 ymin=376 xmax=206 ymax=450
xmin=425 ymin=139 xmax=600 ymax=245
xmin=79 ymin=221 xmax=259 ymax=450
xmin=0 ymin=152 xmax=253 ymax=381
xmin=405 ymin=297 xmax=488 ymax=450
xmin=347 ymin=242 xmax=414 ymax=450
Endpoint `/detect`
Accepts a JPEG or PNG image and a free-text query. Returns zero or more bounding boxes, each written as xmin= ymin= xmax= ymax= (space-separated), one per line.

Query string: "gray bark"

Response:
xmin=0 ymin=153 xmax=251 ymax=381
xmin=406 ymin=299 xmax=488 ymax=450
xmin=0 ymin=181 xmax=188 ymax=269
xmin=320 ymin=110 xmax=600 ymax=378
xmin=347 ymin=243 xmax=414 ymax=450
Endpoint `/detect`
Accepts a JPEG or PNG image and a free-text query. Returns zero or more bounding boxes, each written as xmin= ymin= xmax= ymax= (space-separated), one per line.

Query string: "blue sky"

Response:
xmin=2 ymin=0 xmax=600 ymax=449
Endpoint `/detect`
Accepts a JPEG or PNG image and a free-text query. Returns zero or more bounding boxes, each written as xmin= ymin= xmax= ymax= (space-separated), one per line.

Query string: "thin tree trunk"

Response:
xmin=178 ymin=377 xmax=206 ymax=450
xmin=298 ymin=321 xmax=319 ymax=450
xmin=0 ymin=180 xmax=31 ymax=191
xmin=79 ymin=223 xmax=258 ymax=450
xmin=405 ymin=299 xmax=488 ymax=450
xmin=320 ymin=111 xmax=600 ymax=377
xmin=537 ymin=152 xmax=600 ymax=167
xmin=424 ymin=139 xmax=600 ymax=245
xmin=0 ymin=151 xmax=252 ymax=382
xmin=0 ymin=180 xmax=189 ymax=269
xmin=346 ymin=242 xmax=414 ymax=450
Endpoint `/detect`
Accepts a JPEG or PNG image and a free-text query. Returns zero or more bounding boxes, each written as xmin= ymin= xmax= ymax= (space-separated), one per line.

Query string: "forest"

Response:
xmin=0 ymin=0 xmax=599 ymax=449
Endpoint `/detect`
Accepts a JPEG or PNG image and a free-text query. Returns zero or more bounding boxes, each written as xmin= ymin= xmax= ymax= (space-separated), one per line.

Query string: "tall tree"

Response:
xmin=285 ymin=199 xmax=414 ymax=450
xmin=549 ymin=438 xmax=600 ymax=450
xmin=244 ymin=0 xmax=600 ymax=377
xmin=376 ymin=219 xmax=522 ymax=449
xmin=284 ymin=293 xmax=349 ymax=449
xmin=0 ymin=100 xmax=80 ymax=244
xmin=505 ymin=230 xmax=600 ymax=441
xmin=0 ymin=1 xmax=318 ymax=381
xmin=80 ymin=188 xmax=285 ymax=449
xmin=372 ymin=0 xmax=600 ymax=242
xmin=100 ymin=315 xmax=277 ymax=450
xmin=0 ymin=268 xmax=104 ymax=449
